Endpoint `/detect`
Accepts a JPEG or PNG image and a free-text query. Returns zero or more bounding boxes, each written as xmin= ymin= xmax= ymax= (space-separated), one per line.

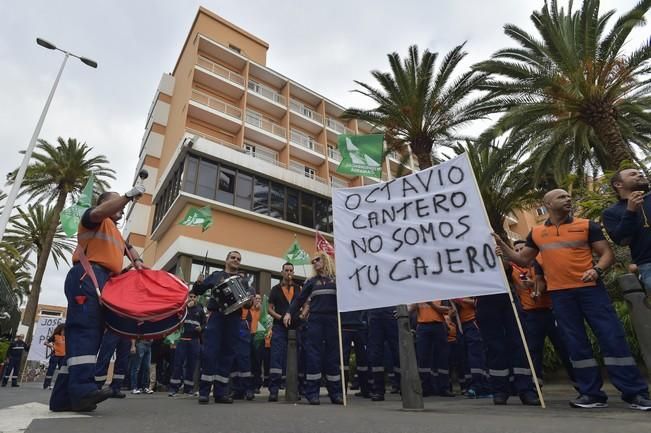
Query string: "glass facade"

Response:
xmin=152 ymin=153 xmax=334 ymax=233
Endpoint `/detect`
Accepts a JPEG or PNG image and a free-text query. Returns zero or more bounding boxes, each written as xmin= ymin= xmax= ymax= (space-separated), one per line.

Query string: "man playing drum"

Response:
xmin=192 ymin=251 xmax=255 ymax=404
xmin=50 ymin=186 xmax=145 ymax=412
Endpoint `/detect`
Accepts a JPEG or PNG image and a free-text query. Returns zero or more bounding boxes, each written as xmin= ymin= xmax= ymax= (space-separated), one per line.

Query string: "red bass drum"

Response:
xmin=101 ymin=269 xmax=188 ymax=339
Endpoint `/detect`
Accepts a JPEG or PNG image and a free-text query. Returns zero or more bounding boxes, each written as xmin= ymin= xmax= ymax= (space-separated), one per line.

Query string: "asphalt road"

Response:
xmin=0 ymin=382 xmax=649 ymax=433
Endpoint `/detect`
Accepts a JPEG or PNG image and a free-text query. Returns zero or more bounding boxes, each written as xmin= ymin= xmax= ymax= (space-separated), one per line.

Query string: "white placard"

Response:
xmin=26 ymin=316 xmax=65 ymax=364
xmin=333 ymin=153 xmax=509 ymax=312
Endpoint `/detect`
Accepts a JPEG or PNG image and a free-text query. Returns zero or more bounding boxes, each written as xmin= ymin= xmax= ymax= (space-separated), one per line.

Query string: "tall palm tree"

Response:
xmin=4 ymin=204 xmax=76 ymax=269
xmin=475 ymin=0 xmax=651 ymax=172
xmin=343 ymin=44 xmax=492 ymax=169
xmin=6 ymin=137 xmax=114 ymax=342
xmin=448 ymin=140 xmax=542 ymax=241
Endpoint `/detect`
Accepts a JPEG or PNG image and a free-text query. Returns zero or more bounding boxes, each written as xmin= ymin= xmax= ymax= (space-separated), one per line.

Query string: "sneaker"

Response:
xmin=520 ymin=391 xmax=540 ymax=406
xmin=493 ymin=393 xmax=508 ymax=405
xmin=245 ymin=391 xmax=255 ymax=401
xmin=569 ymin=395 xmax=608 ymax=409
xmin=131 ymin=389 xmax=141 ymax=395
xmin=198 ymin=395 xmax=209 ymax=404
xmin=168 ymin=391 xmax=177 ymax=397
xmin=330 ymin=395 xmax=344 ymax=405
xmin=370 ymin=393 xmax=385 ymax=402
xmin=215 ymin=395 xmax=233 ymax=404
xmin=629 ymin=395 xmax=651 ymax=411
xmin=143 ymin=388 xmax=154 ymax=394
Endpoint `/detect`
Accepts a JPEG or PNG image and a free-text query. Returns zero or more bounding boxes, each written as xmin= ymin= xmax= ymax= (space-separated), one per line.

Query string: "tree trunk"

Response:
xmin=22 ymin=190 xmax=68 ymax=345
xmin=590 ymin=112 xmax=634 ymax=171
xmin=414 ymin=151 xmax=433 ymax=170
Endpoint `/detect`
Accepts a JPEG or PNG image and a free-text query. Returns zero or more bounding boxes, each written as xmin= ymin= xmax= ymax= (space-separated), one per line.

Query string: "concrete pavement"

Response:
xmin=0 ymin=382 xmax=649 ymax=433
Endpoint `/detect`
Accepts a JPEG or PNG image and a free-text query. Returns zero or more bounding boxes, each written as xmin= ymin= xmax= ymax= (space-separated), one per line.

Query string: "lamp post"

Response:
xmin=0 ymin=38 xmax=97 ymax=241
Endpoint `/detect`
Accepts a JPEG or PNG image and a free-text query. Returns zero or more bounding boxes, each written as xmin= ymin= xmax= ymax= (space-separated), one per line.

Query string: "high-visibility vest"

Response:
xmin=531 ymin=218 xmax=595 ymax=291
xmin=73 ymin=216 xmax=126 ymax=274
xmin=416 ymin=302 xmax=444 ymax=323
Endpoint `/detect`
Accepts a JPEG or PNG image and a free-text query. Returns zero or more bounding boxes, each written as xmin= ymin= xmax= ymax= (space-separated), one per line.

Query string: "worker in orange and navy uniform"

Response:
xmin=496 ymin=188 xmax=650 ymax=410
xmin=453 ymin=298 xmax=491 ymax=398
xmin=445 ymin=314 xmax=465 ymax=393
xmin=511 ymin=241 xmax=574 ymax=388
xmin=410 ymin=301 xmax=454 ymax=397
xmin=168 ymin=292 xmax=205 ymax=396
xmin=231 ymin=296 xmax=257 ymax=401
xmin=44 ymin=324 xmax=66 ymax=389
xmin=50 ymin=187 xmax=146 ymax=412
xmin=2 ymin=334 xmax=29 ymax=387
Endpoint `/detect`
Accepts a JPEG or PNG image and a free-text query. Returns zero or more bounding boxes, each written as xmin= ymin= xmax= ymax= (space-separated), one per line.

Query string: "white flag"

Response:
xmin=333 ymin=153 xmax=509 ymax=312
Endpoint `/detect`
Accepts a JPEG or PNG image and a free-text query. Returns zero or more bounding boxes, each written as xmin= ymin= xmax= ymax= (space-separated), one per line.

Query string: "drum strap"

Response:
xmin=74 ymin=242 xmax=138 ymax=300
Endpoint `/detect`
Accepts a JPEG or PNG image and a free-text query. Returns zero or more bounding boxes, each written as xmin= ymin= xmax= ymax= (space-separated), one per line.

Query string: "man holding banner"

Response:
xmin=332 ymin=153 xmax=543 ymax=407
xmin=495 ymin=189 xmax=651 ymax=411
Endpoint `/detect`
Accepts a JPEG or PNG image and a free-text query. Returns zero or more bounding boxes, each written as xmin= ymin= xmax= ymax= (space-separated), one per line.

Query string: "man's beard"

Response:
xmin=631 ymin=183 xmax=650 ymax=193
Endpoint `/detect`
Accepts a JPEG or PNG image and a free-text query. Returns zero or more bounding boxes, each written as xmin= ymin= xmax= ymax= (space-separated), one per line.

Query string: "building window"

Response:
xmin=217 ymin=166 xmax=236 ymax=204
xmin=245 ymin=143 xmax=255 ymax=157
xmin=253 ymin=177 xmax=270 ymax=215
xmin=228 ymin=44 xmax=241 ymax=54
xmin=270 ymin=182 xmax=285 ymax=219
xmin=304 ymin=167 xmax=316 ymax=179
xmin=536 ymin=207 xmax=547 ymax=216
xmin=246 ymin=110 xmax=262 ymax=128
xmin=301 ymin=194 xmax=314 ymax=228
xmin=198 ymin=159 xmax=218 ymax=199
xmin=286 ymin=188 xmax=299 ymax=224
xmin=235 ymin=172 xmax=253 ymax=210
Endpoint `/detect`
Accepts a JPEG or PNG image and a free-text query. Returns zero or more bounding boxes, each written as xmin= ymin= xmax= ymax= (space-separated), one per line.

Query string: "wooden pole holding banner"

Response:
xmin=463 ymin=152 xmax=546 ymax=409
xmin=336 ymin=310 xmax=348 ymax=407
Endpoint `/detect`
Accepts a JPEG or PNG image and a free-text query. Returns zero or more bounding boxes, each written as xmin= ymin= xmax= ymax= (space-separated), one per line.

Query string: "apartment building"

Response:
xmin=123 ymin=7 xmax=421 ymax=292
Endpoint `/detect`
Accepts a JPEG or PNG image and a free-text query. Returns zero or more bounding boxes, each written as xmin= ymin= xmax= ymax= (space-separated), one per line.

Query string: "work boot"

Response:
xmin=268 ymin=393 xmax=278 ymax=402
xmin=520 ymin=391 xmax=540 ymax=406
xmin=215 ymin=395 xmax=233 ymax=404
xmin=370 ymin=393 xmax=385 ymax=402
xmin=493 ymin=393 xmax=508 ymax=405
xmin=198 ymin=395 xmax=210 ymax=404
xmin=72 ymin=388 xmax=112 ymax=411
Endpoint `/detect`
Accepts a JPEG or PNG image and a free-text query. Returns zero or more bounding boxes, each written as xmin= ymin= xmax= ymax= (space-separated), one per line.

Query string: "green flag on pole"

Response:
xmin=60 ymin=174 xmax=95 ymax=237
xmin=336 ymin=134 xmax=384 ymax=177
xmin=283 ymin=237 xmax=310 ymax=265
xmin=178 ymin=206 xmax=213 ymax=232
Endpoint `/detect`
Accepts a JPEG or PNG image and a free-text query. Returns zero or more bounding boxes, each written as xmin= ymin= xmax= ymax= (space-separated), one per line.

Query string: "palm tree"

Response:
xmin=343 ymin=44 xmax=492 ymax=169
xmin=475 ymin=0 xmax=651 ymax=172
xmin=5 ymin=204 xmax=76 ymax=269
xmin=6 ymin=137 xmax=114 ymax=342
xmin=448 ymin=140 xmax=542 ymax=242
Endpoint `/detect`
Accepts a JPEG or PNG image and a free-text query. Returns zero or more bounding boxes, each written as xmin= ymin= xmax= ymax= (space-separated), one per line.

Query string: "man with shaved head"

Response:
xmin=494 ymin=189 xmax=650 ymax=411
xmin=602 ymin=168 xmax=651 ymax=291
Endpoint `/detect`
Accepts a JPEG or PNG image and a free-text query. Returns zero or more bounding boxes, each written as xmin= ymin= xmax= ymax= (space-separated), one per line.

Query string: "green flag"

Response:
xmin=283 ymin=238 xmax=310 ymax=265
xmin=254 ymin=295 xmax=272 ymax=345
xmin=336 ymin=134 xmax=384 ymax=177
xmin=178 ymin=206 xmax=213 ymax=232
xmin=60 ymin=174 xmax=94 ymax=237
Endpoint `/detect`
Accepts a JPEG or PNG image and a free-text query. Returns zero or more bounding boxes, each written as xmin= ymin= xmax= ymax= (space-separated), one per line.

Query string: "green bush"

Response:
xmin=0 ymin=340 xmax=9 ymax=364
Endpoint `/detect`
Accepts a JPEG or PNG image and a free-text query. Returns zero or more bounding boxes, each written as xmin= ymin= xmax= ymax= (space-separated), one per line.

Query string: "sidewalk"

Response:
xmin=0 ymin=382 xmax=649 ymax=433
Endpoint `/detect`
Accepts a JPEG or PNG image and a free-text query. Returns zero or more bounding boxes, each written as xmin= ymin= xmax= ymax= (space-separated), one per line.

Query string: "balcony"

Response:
xmin=244 ymin=141 xmax=286 ymax=168
xmin=186 ymin=128 xmax=241 ymax=152
xmin=331 ymin=176 xmax=349 ymax=189
xmin=189 ymin=89 xmax=242 ymax=133
xmin=194 ymin=56 xmax=245 ymax=99
xmin=326 ymin=116 xmax=354 ymax=141
xmin=247 ymin=80 xmax=287 ymax=118
xmin=328 ymin=147 xmax=342 ymax=162
xmin=244 ymin=110 xmax=287 ymax=150
xmin=289 ymin=161 xmax=327 ymax=185
xmin=289 ymin=129 xmax=324 ymax=164
xmin=289 ymin=99 xmax=323 ymax=134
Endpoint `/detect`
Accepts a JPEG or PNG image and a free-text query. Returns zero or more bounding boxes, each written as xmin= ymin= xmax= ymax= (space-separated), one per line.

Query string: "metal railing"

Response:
xmin=328 ymin=147 xmax=342 ymax=162
xmin=245 ymin=110 xmax=287 ymax=138
xmin=247 ymin=80 xmax=286 ymax=105
xmin=196 ymin=56 xmax=245 ymax=86
xmin=290 ymin=99 xmax=324 ymax=124
xmin=290 ymin=129 xmax=324 ymax=154
xmin=244 ymin=142 xmax=286 ymax=168
xmin=185 ymin=128 xmax=241 ymax=151
xmin=190 ymin=89 xmax=243 ymax=120
xmin=331 ymin=177 xmax=348 ymax=189
xmin=289 ymin=161 xmax=327 ymax=184
xmin=326 ymin=116 xmax=354 ymax=135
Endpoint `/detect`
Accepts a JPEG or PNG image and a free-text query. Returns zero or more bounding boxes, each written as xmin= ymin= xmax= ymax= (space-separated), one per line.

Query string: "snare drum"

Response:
xmin=214 ymin=276 xmax=253 ymax=315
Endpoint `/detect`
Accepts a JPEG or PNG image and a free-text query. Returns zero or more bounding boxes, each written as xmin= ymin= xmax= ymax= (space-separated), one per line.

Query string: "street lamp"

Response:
xmin=0 ymin=38 xmax=98 ymax=241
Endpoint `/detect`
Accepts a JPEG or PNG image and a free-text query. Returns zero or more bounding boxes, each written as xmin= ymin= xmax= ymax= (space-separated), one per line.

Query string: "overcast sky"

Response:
xmin=0 ymin=0 xmax=645 ymax=306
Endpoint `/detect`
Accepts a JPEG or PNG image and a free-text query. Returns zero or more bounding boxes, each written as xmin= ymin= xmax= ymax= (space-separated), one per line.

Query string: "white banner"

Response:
xmin=26 ymin=316 xmax=65 ymax=364
xmin=333 ymin=153 xmax=509 ymax=312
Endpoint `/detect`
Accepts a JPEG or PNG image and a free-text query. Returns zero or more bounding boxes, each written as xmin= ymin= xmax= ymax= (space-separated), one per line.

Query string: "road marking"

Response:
xmin=0 ymin=402 xmax=88 ymax=433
